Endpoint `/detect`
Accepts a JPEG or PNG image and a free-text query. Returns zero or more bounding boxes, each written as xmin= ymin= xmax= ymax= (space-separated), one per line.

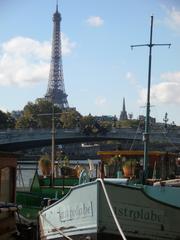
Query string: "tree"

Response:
xmin=15 ymin=98 xmax=82 ymax=129
xmin=15 ymin=99 xmax=60 ymax=128
xmin=0 ymin=110 xmax=16 ymax=129
xmin=59 ymin=109 xmax=81 ymax=129
xmin=6 ymin=112 xmax=16 ymax=129
xmin=80 ymin=115 xmax=111 ymax=135
xmin=116 ymin=119 xmax=140 ymax=129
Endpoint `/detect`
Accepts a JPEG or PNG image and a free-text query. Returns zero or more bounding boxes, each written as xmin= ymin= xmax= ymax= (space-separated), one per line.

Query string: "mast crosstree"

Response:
xmin=45 ymin=2 xmax=69 ymax=108
xmin=131 ymin=16 xmax=171 ymax=179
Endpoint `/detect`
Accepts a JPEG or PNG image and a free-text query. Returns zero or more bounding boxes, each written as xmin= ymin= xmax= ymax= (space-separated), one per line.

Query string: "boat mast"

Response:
xmin=131 ymin=16 xmax=171 ymax=181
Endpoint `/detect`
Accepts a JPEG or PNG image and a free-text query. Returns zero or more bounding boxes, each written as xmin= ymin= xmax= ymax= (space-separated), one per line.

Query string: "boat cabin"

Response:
xmin=97 ymin=150 xmax=179 ymax=182
xmin=0 ymin=152 xmax=17 ymax=239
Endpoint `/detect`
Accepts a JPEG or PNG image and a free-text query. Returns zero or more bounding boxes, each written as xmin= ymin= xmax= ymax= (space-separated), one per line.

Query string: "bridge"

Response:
xmin=0 ymin=128 xmax=180 ymax=152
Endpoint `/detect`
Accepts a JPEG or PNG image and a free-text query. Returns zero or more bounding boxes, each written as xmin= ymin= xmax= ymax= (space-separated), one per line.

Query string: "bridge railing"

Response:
xmin=0 ymin=128 xmax=180 ymax=146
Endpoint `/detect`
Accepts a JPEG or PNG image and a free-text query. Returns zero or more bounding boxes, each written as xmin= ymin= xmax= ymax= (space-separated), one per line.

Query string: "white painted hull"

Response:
xmin=39 ymin=180 xmax=180 ymax=240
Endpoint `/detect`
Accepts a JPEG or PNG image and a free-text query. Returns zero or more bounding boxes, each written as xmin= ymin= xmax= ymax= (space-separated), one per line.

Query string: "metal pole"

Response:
xmin=37 ymin=109 xmax=70 ymax=186
xmin=143 ymin=15 xmax=153 ymax=177
xmin=130 ymin=15 xmax=171 ymax=182
xmin=51 ymin=103 xmax=55 ymax=186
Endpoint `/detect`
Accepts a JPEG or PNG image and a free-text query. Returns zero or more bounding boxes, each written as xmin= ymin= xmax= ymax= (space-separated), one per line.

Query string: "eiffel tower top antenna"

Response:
xmin=131 ymin=15 xmax=171 ymax=181
xmin=56 ymin=0 xmax=58 ymax=12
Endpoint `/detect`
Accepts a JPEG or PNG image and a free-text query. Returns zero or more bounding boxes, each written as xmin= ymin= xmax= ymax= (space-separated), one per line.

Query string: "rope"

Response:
xmin=161 ymin=129 xmax=179 ymax=151
xmin=40 ymin=179 xmax=127 ymax=240
xmin=97 ymin=178 xmax=127 ymax=240
xmin=40 ymin=214 xmax=73 ymax=240
xmin=17 ymin=164 xmax=25 ymax=190
xmin=129 ymin=120 xmax=142 ymax=150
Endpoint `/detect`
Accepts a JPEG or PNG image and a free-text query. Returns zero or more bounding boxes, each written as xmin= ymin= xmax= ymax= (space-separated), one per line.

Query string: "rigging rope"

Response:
xmin=98 ymin=178 xmax=127 ymax=240
xmin=41 ymin=180 xmax=127 ymax=240
xmin=129 ymin=120 xmax=143 ymax=150
xmin=40 ymin=214 xmax=73 ymax=240
xmin=161 ymin=129 xmax=179 ymax=151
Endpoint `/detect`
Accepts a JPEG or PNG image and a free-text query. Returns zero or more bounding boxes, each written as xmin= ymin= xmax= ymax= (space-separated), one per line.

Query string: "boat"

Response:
xmin=0 ymin=152 xmax=18 ymax=240
xmin=16 ymin=161 xmax=80 ymax=223
xmin=38 ymin=16 xmax=180 ymax=240
xmin=38 ymin=150 xmax=180 ymax=240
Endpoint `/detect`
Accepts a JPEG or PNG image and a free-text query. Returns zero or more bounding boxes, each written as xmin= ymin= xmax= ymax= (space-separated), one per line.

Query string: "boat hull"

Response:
xmin=38 ymin=232 xmax=151 ymax=240
xmin=39 ymin=180 xmax=180 ymax=240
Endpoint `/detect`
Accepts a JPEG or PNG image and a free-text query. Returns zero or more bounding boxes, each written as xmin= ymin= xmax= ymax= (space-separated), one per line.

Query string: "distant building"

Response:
xmin=94 ymin=115 xmax=116 ymax=122
xmin=119 ymin=98 xmax=128 ymax=120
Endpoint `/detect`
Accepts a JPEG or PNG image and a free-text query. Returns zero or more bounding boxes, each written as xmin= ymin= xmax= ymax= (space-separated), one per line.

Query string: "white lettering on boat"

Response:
xmin=114 ymin=204 xmax=164 ymax=224
xmin=59 ymin=201 xmax=93 ymax=222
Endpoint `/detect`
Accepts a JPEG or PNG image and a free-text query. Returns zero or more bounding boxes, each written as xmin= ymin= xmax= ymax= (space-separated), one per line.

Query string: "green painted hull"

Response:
xmin=16 ymin=173 xmax=79 ymax=222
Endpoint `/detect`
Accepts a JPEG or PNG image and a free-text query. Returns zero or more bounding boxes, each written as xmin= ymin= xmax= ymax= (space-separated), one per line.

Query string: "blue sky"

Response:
xmin=1 ymin=0 xmax=180 ymax=124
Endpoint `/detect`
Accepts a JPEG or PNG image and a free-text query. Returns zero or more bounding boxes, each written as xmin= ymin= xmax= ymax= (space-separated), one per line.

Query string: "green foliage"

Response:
xmin=80 ymin=115 xmax=111 ymax=135
xmin=15 ymin=99 xmax=82 ymax=129
xmin=0 ymin=110 xmax=8 ymax=129
xmin=0 ymin=98 xmax=152 ymax=132
xmin=15 ymin=100 xmax=51 ymax=128
xmin=59 ymin=109 xmax=81 ymax=129
xmin=56 ymin=150 xmax=69 ymax=167
xmin=116 ymin=119 xmax=140 ymax=128
xmin=16 ymin=116 xmax=34 ymax=129
xmin=0 ymin=110 xmax=16 ymax=129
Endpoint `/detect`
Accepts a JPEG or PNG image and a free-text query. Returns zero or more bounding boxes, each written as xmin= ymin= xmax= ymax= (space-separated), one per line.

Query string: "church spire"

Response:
xmin=120 ymin=97 xmax=128 ymax=120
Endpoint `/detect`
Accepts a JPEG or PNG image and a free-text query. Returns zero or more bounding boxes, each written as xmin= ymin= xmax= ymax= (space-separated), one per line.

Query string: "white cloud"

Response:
xmin=0 ymin=35 xmax=76 ymax=87
xmin=139 ymin=71 xmax=180 ymax=105
xmin=87 ymin=16 xmax=104 ymax=27
xmin=165 ymin=7 xmax=180 ymax=32
xmin=2 ymin=37 xmax=50 ymax=61
xmin=61 ymin=33 xmax=76 ymax=55
xmin=95 ymin=96 xmax=107 ymax=106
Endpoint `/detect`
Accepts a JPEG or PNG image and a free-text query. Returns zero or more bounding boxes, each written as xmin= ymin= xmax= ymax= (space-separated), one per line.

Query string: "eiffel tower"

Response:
xmin=45 ymin=3 xmax=69 ymax=108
